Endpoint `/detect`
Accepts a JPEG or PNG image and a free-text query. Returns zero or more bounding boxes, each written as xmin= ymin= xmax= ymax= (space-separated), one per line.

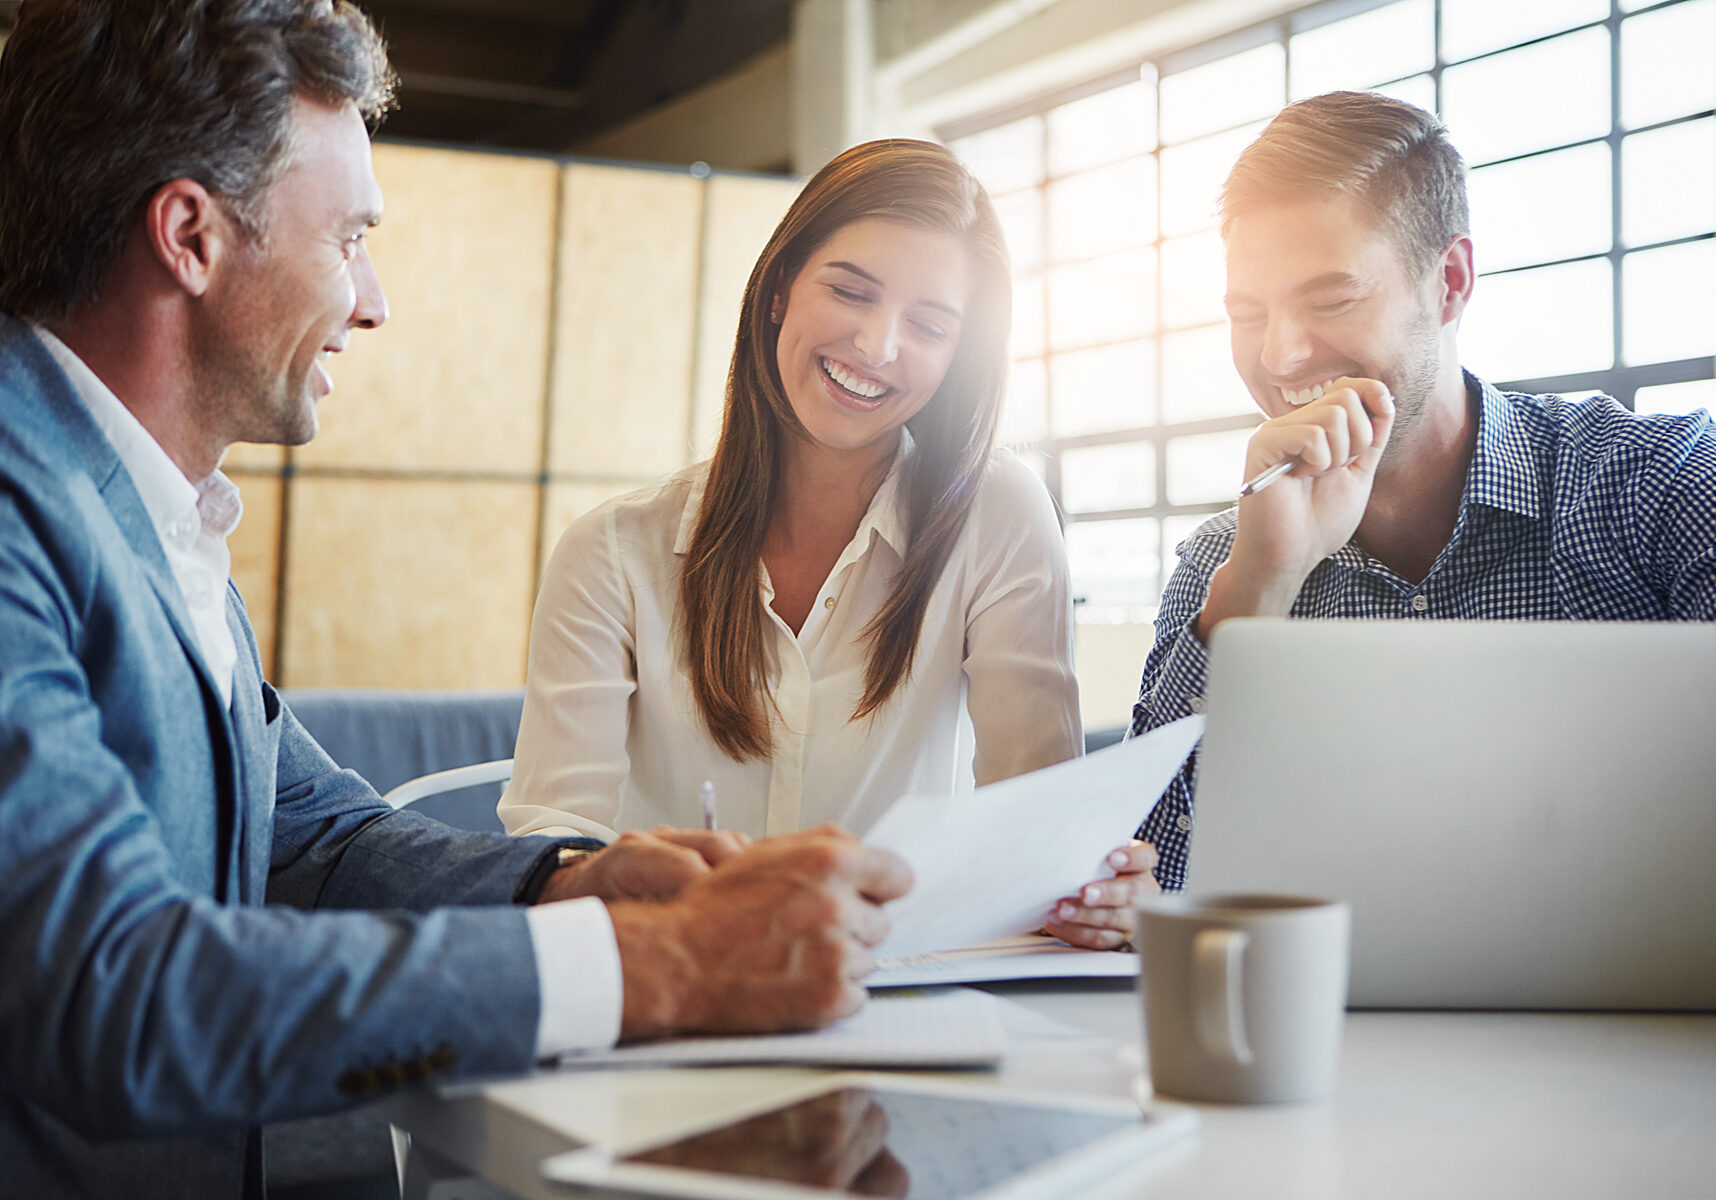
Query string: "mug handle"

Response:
xmin=1192 ymin=928 xmax=1255 ymax=1066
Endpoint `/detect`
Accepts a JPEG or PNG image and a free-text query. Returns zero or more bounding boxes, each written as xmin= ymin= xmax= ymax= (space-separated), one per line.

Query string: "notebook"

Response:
xmin=1187 ymin=619 xmax=1716 ymax=1011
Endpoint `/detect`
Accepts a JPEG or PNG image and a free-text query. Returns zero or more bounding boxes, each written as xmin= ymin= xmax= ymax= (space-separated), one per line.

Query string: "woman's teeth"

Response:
xmin=822 ymin=357 xmax=889 ymax=400
xmin=1284 ymin=380 xmax=1332 ymax=406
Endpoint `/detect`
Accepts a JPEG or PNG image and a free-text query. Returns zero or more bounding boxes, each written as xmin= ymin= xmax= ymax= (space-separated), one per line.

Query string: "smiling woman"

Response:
xmin=497 ymin=141 xmax=1149 ymax=944
xmin=771 ymin=217 xmax=969 ymax=468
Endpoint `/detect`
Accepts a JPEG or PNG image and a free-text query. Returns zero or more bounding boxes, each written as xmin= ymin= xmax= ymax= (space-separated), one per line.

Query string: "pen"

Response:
xmin=1237 ymin=457 xmax=1297 ymax=499
xmin=698 ymin=779 xmax=718 ymax=832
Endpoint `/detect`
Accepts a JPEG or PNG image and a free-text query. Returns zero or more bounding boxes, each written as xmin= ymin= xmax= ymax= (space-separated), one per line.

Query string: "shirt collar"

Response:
xmin=1326 ymin=371 xmax=1540 ymax=577
xmin=31 ymin=324 xmax=241 ymax=546
xmin=856 ymin=429 xmax=912 ymax=556
xmin=1463 ymin=369 xmax=1547 ymax=520
xmin=673 ymin=469 xmax=705 ymax=556
xmin=673 ymin=429 xmax=914 ymax=558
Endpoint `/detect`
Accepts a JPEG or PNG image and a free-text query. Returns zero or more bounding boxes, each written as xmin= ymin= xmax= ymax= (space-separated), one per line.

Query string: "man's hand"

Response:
xmin=536 ymin=826 xmax=752 ymax=904
xmin=1200 ymin=376 xmax=1395 ymax=637
xmin=606 ymin=826 xmax=913 ymax=1040
xmin=1043 ymin=840 xmax=1160 ymax=950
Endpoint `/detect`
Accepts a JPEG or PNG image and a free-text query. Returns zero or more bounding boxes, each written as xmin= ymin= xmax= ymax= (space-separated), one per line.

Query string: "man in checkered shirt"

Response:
xmin=1066 ymin=90 xmax=1716 ymax=923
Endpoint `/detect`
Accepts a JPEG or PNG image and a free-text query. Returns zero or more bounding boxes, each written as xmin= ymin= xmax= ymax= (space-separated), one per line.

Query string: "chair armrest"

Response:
xmin=382 ymin=759 xmax=514 ymax=810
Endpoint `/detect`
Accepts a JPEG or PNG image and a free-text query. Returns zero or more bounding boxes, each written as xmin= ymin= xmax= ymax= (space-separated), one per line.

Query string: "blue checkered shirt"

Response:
xmin=1129 ymin=372 xmax=1716 ymax=889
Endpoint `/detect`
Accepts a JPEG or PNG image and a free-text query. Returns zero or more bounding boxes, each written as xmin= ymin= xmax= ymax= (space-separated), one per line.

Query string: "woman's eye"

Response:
xmin=911 ymin=319 xmax=950 ymax=341
xmin=830 ymin=285 xmax=868 ymax=303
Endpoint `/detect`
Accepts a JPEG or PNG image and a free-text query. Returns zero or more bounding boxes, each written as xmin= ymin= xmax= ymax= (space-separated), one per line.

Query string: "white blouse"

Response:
xmin=498 ymin=447 xmax=1082 ymax=841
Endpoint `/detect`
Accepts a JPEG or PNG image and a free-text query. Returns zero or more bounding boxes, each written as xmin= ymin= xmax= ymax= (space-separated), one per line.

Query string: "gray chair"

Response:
xmin=283 ymin=687 xmax=525 ymax=831
xmin=1084 ymin=725 xmax=1126 ymax=754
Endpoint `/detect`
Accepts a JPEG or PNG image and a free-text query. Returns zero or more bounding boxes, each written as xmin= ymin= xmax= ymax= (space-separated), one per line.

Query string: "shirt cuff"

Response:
xmin=524 ymin=896 xmax=623 ymax=1057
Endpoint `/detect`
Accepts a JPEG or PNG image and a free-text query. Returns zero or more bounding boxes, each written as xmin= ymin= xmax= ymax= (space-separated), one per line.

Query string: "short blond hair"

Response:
xmin=1219 ymin=91 xmax=1469 ymax=271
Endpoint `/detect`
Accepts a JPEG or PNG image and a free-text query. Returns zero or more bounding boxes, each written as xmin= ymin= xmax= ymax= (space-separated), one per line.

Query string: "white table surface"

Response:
xmin=387 ymin=979 xmax=1716 ymax=1200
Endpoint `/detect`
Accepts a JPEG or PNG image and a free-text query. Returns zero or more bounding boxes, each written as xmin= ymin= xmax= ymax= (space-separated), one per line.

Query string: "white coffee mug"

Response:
xmin=1134 ymin=893 xmax=1350 ymax=1104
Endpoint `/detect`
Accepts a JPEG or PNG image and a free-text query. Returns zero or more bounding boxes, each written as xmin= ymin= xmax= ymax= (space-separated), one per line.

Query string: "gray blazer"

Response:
xmin=0 ymin=315 xmax=561 ymax=1197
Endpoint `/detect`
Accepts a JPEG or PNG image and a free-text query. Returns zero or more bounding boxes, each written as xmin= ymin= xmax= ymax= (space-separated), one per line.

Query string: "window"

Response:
xmin=945 ymin=0 xmax=1715 ymax=629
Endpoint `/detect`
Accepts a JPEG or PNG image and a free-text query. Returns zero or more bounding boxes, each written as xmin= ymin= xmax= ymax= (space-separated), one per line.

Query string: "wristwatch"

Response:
xmin=517 ymin=837 xmax=607 ymax=904
xmin=556 ymin=844 xmax=601 ymax=869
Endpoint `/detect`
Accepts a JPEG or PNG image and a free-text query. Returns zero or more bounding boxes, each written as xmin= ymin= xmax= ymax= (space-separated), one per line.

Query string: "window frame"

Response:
xmin=941 ymin=0 xmax=1715 ymax=617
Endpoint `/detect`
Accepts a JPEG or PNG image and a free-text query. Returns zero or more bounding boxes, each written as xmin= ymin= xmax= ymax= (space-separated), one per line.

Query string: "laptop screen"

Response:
xmin=1189 ymin=619 xmax=1716 ymax=1011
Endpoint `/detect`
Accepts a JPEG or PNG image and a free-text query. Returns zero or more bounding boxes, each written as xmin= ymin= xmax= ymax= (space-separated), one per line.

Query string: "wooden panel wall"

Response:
xmin=550 ymin=163 xmax=703 ymax=479
xmin=225 ymin=143 xmax=799 ymax=689
xmin=693 ymin=175 xmax=800 ymax=455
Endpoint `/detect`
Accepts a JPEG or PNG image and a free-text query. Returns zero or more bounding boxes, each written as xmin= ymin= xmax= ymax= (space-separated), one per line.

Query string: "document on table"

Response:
xmin=865 ymin=715 xmax=1204 ymax=961
xmin=869 ymin=933 xmax=1139 ymax=989
xmin=553 ymin=987 xmax=1007 ymax=1071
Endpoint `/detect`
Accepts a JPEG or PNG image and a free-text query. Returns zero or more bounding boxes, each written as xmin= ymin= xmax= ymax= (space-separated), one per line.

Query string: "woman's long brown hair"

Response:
xmin=680 ymin=138 xmax=1013 ymax=760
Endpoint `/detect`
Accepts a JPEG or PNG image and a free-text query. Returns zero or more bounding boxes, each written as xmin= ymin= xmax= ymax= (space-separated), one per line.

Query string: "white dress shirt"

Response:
xmin=500 ymin=445 xmax=1083 ymax=841
xmin=523 ymin=896 xmax=621 ymax=1055
xmin=32 ymin=326 xmax=620 ymax=1058
xmin=33 ymin=327 xmax=241 ymax=708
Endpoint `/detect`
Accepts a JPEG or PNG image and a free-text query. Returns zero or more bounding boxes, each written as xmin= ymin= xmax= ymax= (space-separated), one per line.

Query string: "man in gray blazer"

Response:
xmin=0 ymin=3 xmax=910 ymax=1196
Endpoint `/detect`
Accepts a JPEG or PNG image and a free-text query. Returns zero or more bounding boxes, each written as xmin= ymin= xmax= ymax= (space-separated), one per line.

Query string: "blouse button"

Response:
xmin=1410 ymin=594 xmax=1429 ymax=613
xmin=823 ymin=596 xmax=835 ymax=610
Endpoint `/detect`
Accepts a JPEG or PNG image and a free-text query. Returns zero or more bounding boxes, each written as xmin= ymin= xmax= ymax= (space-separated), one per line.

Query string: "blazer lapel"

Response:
xmin=3 ymin=318 xmax=249 ymax=899
xmin=225 ymin=599 xmax=277 ymax=904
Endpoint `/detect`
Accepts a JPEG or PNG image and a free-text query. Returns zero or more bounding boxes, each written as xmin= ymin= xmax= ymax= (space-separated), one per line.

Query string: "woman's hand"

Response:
xmin=1042 ymin=840 xmax=1160 ymax=950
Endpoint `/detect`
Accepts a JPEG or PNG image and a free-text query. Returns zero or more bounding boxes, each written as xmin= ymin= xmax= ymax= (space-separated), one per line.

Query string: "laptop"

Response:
xmin=1188 ymin=619 xmax=1716 ymax=1011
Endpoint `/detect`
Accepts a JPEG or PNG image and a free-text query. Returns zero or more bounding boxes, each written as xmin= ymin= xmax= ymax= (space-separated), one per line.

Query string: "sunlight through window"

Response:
xmin=946 ymin=0 xmax=1713 ymax=628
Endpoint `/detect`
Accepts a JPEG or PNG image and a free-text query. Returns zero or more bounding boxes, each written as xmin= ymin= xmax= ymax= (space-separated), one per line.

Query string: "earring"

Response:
xmin=769 ymin=306 xmax=783 ymax=324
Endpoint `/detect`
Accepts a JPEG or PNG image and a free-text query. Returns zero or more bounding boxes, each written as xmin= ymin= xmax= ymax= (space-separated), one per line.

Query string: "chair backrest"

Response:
xmin=283 ymin=687 xmax=525 ymax=833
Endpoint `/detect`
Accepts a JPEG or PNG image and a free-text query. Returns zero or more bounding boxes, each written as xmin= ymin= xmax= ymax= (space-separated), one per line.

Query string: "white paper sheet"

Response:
xmin=865 ymin=715 xmax=1204 ymax=960
xmin=869 ymin=934 xmax=1139 ymax=988
xmin=553 ymin=986 xmax=1006 ymax=1070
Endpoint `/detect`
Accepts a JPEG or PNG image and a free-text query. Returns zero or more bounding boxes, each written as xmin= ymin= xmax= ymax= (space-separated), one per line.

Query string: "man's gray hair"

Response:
xmin=0 ymin=0 xmax=395 ymax=320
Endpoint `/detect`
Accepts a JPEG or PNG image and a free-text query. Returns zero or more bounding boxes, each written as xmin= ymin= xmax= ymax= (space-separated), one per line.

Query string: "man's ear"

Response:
xmin=142 ymin=179 xmax=233 ymax=298
xmin=1436 ymin=233 xmax=1475 ymax=327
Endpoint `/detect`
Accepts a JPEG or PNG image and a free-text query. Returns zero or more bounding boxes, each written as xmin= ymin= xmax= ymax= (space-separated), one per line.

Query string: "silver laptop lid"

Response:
xmin=1189 ymin=619 xmax=1716 ymax=1011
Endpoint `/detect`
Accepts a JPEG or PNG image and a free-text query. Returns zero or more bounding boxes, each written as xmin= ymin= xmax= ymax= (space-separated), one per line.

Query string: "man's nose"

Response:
xmin=350 ymin=242 xmax=388 ymax=330
xmin=1260 ymin=312 xmax=1314 ymax=378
